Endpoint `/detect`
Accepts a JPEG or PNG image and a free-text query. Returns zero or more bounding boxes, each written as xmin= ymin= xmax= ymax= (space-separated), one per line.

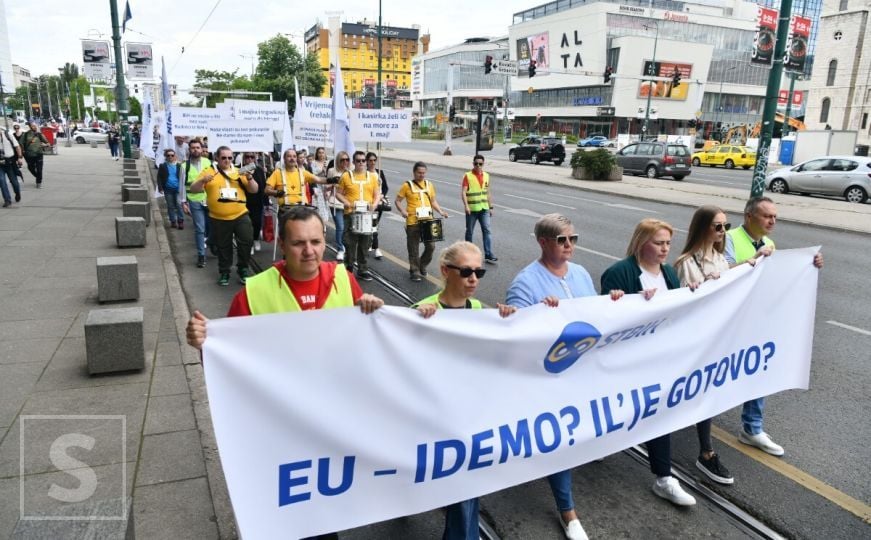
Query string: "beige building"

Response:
xmin=12 ymin=64 xmax=32 ymax=89
xmin=805 ymin=0 xmax=871 ymax=145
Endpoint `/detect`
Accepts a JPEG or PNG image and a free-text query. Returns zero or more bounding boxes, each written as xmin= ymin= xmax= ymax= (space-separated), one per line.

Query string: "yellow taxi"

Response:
xmin=691 ymin=145 xmax=757 ymax=169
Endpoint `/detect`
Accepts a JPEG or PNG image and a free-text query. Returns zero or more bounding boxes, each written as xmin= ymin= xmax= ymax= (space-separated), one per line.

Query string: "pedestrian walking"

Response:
xmin=394 ymin=161 xmax=449 ymax=282
xmin=336 ymin=151 xmax=382 ymax=281
xmin=366 ymin=151 xmax=389 ymax=260
xmin=0 ymin=126 xmax=24 ymax=207
xmin=325 ymin=152 xmax=350 ymax=261
xmin=108 ymin=126 xmax=121 ymax=160
xmin=243 ymin=152 xmax=268 ymax=253
xmin=180 ymin=139 xmax=213 ymax=268
xmin=462 ymin=155 xmax=497 ymax=263
xmin=157 ymin=149 xmax=184 ymax=229
xmin=19 ymin=122 xmax=49 ymax=188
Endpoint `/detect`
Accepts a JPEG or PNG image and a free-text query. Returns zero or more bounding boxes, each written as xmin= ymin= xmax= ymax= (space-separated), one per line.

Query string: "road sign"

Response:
xmin=491 ymin=60 xmax=518 ymax=76
xmin=597 ymin=107 xmax=615 ymax=116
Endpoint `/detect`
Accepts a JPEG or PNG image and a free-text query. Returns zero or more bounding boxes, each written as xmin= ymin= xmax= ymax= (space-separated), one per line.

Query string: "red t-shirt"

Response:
xmin=226 ymin=261 xmax=363 ymax=317
xmin=461 ymin=169 xmax=484 ymax=191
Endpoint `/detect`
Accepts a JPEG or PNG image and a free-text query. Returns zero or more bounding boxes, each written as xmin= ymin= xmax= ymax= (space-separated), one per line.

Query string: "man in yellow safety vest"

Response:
xmin=461 ymin=155 xmax=498 ymax=263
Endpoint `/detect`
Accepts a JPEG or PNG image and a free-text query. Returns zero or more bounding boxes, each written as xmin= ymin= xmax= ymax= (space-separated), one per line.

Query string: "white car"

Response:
xmin=765 ymin=155 xmax=871 ymax=203
xmin=74 ymin=127 xmax=108 ymax=144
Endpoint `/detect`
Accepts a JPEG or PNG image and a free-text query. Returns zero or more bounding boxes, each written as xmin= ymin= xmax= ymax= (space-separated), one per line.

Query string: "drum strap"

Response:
xmin=407 ymin=180 xmax=432 ymax=208
xmin=279 ymin=167 xmax=307 ymax=205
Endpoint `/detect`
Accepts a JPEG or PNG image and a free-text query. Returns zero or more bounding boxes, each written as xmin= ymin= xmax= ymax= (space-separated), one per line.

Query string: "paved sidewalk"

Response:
xmin=0 ymin=145 xmax=224 ymax=539
xmin=380 ymin=147 xmax=871 ymax=234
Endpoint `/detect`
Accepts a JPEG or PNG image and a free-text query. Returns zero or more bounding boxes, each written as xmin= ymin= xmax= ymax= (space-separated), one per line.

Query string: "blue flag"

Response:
xmin=122 ymin=1 xmax=133 ymax=33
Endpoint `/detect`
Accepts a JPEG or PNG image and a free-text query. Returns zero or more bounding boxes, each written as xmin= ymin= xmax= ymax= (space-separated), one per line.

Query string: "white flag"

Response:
xmin=156 ymin=57 xmax=173 ymax=166
xmin=280 ymin=102 xmax=294 ymax=155
xmin=84 ymin=111 xmax=92 ymax=126
xmin=138 ymin=89 xmax=155 ymax=160
xmin=331 ymin=60 xmax=355 ymax=158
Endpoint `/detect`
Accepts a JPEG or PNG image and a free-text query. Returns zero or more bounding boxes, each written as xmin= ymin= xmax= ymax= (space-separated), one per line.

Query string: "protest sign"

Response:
xmin=207 ymin=121 xmax=273 ymax=151
xmin=349 ymin=108 xmax=412 ymax=143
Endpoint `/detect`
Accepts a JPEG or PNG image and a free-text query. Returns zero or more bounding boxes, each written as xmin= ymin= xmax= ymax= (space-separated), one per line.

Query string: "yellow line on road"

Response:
xmin=711 ymin=425 xmax=871 ymax=524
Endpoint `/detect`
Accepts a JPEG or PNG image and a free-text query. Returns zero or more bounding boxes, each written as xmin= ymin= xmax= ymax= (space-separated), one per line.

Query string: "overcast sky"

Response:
xmin=6 ymin=0 xmax=532 ymax=89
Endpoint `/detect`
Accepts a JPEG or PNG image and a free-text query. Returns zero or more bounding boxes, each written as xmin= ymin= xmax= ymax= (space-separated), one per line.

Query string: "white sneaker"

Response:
xmin=374 ymin=248 xmax=383 ymax=259
xmin=254 ymin=240 xmax=261 ymax=252
xmin=652 ymin=476 xmax=696 ymax=506
xmin=562 ymin=518 xmax=589 ymax=540
xmin=336 ymin=250 xmax=345 ymax=262
xmin=738 ymin=431 xmax=784 ymax=456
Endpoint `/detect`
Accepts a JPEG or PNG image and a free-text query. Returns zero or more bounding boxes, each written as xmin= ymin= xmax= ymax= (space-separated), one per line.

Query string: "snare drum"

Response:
xmin=418 ymin=218 xmax=444 ymax=243
xmin=351 ymin=212 xmax=376 ymax=235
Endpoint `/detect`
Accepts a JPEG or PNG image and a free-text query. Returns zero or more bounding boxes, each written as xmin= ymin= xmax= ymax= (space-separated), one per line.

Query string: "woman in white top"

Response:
xmin=309 ymin=147 xmax=330 ymax=223
xmin=674 ymin=205 xmax=734 ymax=486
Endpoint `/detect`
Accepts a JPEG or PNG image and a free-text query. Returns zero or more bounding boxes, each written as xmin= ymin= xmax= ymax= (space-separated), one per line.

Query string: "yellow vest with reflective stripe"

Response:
xmin=727 ymin=226 xmax=774 ymax=264
xmin=464 ymin=171 xmax=490 ymax=212
xmin=246 ymin=265 xmax=354 ymax=314
xmin=184 ymin=157 xmax=212 ymax=203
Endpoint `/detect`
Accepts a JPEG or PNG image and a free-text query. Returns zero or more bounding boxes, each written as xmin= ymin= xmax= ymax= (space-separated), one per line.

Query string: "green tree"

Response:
xmin=59 ymin=63 xmax=79 ymax=85
xmin=193 ymin=69 xmax=252 ymax=107
xmin=128 ymin=96 xmax=141 ymax=119
xmin=252 ymin=34 xmax=326 ymax=112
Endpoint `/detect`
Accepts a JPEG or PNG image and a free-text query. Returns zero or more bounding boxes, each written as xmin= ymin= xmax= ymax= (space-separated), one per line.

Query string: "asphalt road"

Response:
xmin=172 ymin=157 xmax=870 ymax=539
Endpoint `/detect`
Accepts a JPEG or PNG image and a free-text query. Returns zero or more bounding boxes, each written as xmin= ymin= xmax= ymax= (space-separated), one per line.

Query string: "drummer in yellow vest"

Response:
xmin=264 ymin=149 xmax=330 ymax=212
xmin=461 ymin=154 xmax=498 ymax=263
xmin=185 ymin=206 xmax=384 ymax=347
xmin=395 ymin=161 xmax=450 ymax=282
xmin=336 ymin=151 xmax=382 ymax=282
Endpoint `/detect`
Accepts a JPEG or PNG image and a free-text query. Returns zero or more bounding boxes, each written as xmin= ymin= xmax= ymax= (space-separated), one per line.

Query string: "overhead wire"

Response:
xmin=170 ymin=0 xmax=224 ymax=73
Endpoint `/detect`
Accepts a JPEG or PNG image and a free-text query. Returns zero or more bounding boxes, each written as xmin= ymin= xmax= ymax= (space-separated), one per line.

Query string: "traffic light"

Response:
xmin=672 ymin=68 xmax=682 ymax=88
xmin=528 ymin=60 xmax=537 ymax=78
xmin=603 ymin=66 xmax=613 ymax=84
xmin=484 ymin=55 xmax=493 ymax=75
xmin=449 ymin=105 xmax=456 ymax=122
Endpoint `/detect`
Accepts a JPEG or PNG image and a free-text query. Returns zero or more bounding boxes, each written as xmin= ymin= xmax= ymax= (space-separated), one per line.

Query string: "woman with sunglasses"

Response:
xmin=413 ymin=241 xmax=515 ymax=540
xmin=673 ymin=205 xmax=734 ymax=485
xmin=365 ymin=151 xmax=389 ymax=260
xmin=325 ymin=151 xmax=350 ymax=261
xmin=600 ymin=219 xmax=698 ymax=507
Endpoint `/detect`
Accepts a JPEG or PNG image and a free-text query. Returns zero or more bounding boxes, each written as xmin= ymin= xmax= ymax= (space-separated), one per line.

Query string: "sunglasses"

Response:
xmin=367 ymin=158 xmax=377 ymax=162
xmin=713 ymin=222 xmax=732 ymax=232
xmin=166 ymin=153 xmax=175 ymax=157
xmin=244 ymin=155 xmax=255 ymax=159
xmin=340 ymin=157 xmax=350 ymax=162
xmin=473 ymin=161 xmax=484 ymax=166
xmin=218 ymin=156 xmax=233 ymax=161
xmin=446 ymin=264 xmax=486 ymax=279
xmin=354 ymin=159 xmax=366 ymax=163
xmin=553 ymin=234 xmax=579 ymax=246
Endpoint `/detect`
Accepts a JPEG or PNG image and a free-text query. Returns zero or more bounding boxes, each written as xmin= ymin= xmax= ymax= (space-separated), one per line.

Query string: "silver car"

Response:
xmin=765 ymin=156 xmax=871 ymax=203
xmin=74 ymin=127 xmax=108 ymax=144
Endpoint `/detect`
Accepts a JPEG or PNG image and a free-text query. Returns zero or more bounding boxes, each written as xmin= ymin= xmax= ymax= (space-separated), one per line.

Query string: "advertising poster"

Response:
xmin=476 ymin=110 xmax=496 ymax=151
xmin=784 ymin=15 xmax=811 ymax=73
xmin=517 ymin=32 xmax=549 ymax=77
xmin=126 ymin=43 xmax=154 ymax=79
xmin=637 ymin=61 xmax=693 ymax=101
xmin=751 ymin=7 xmax=779 ymax=66
xmin=82 ymin=40 xmax=112 ymax=80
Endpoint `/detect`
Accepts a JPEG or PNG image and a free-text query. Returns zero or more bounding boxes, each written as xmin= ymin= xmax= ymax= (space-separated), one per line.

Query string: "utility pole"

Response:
xmin=444 ymin=64 xmax=453 ymax=155
xmin=110 ymin=0 xmax=132 ymax=158
xmin=751 ymin=0 xmax=793 ymax=198
xmin=376 ymin=0 xmax=383 ymax=110
xmin=642 ymin=22 xmax=659 ymax=139
xmin=46 ymin=78 xmax=55 ymax=119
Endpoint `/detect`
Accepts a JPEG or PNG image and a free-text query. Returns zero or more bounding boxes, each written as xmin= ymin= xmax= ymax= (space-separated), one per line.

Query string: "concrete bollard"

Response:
xmin=122 ymin=201 xmax=151 ymax=226
xmin=126 ymin=187 xmax=149 ymax=203
xmin=115 ymin=217 xmax=147 ymax=247
xmin=85 ymin=307 xmax=145 ymax=374
xmin=97 ymin=256 xmax=140 ymax=303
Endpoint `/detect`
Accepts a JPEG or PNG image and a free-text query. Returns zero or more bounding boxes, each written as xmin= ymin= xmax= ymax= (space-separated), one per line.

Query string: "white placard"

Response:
xmin=298 ymin=96 xmax=333 ymax=124
xmin=293 ymin=122 xmax=333 ymax=148
xmin=204 ymin=248 xmax=819 ymax=539
xmin=171 ymin=107 xmax=228 ymax=137
xmin=207 ymin=121 xmax=273 ymax=152
xmin=126 ymin=43 xmax=154 ymax=80
xmin=349 ymin=108 xmax=412 ymax=142
xmin=223 ymin=99 xmax=287 ymax=128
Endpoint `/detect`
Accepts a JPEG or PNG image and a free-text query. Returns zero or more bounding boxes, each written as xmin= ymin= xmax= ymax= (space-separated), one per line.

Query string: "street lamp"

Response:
xmin=714 ymin=66 xmax=737 ymax=141
xmin=641 ymin=22 xmax=659 ymax=138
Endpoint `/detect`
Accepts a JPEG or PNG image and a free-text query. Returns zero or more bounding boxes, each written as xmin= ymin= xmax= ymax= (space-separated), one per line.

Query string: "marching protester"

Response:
xmin=309 ymin=147 xmax=331 ymax=222
xmin=506 ymin=213 xmax=618 ymax=540
xmin=188 ymin=145 xmax=259 ymax=286
xmin=336 ymin=150 xmax=382 ymax=281
xmin=20 ymin=123 xmax=49 ymax=188
xmin=724 ymin=197 xmax=823 ymax=455
xmin=394 ymin=161 xmax=449 ymax=282
xmin=325 ymin=151 xmax=350 ymax=261
xmin=11 ymin=123 xmax=23 ymax=143
xmin=366 ymin=151 xmax=389 ymax=260
xmin=461 ymin=155 xmax=497 ymax=263
xmin=157 ymin=148 xmax=184 ymax=229
xmin=673 ymin=205 xmax=734 ymax=484
xmin=243 ymin=152 xmax=268 ymax=253
xmin=173 ymin=135 xmax=190 ymax=162
xmin=0 ymin=125 xmax=23 ymax=207
xmin=413 ymin=240 xmax=515 ymax=540
xmin=264 ymin=148 xmax=328 ymax=215
xmin=600 ymin=218 xmax=698 ymax=507
xmin=108 ymin=125 xmax=121 ymax=160
xmin=180 ymin=139 xmax=213 ymax=268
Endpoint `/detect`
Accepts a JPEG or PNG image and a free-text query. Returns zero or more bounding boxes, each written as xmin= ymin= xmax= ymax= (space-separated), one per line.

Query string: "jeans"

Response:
xmin=464 ymin=209 xmax=494 ymax=258
xmin=165 ymin=189 xmax=182 ymax=225
xmin=343 ymin=214 xmax=371 ymax=273
xmin=547 ymin=470 xmax=575 ymax=512
xmin=696 ymin=418 xmax=713 ymax=454
xmin=331 ymin=208 xmax=345 ymax=251
xmin=741 ymin=397 xmax=765 ymax=435
xmin=210 ymin=214 xmax=253 ymax=274
xmin=188 ymin=200 xmax=208 ymax=257
xmin=443 ymin=498 xmax=478 ymax=540
xmin=405 ymin=224 xmax=435 ymax=276
xmin=109 ymin=141 xmax=119 ymax=157
xmin=0 ymin=162 xmax=21 ymax=203
xmin=646 ymin=434 xmax=672 ymax=477
xmin=24 ymin=154 xmax=44 ymax=184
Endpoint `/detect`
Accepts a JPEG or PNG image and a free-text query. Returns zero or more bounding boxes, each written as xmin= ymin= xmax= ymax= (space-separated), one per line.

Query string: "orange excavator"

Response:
xmin=706 ymin=113 xmax=805 ymax=148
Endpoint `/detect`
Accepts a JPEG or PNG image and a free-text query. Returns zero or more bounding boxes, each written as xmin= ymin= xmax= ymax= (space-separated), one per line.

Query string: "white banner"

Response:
xmin=204 ymin=249 xmax=819 ymax=539
xmin=293 ymin=122 xmax=333 ymax=148
xmin=297 ymin=96 xmax=332 ymax=124
xmin=171 ymin=107 xmax=228 ymax=137
xmin=349 ymin=108 xmax=413 ymax=143
xmin=221 ymin=99 xmax=287 ymax=129
xmin=125 ymin=42 xmax=154 ymax=80
xmin=207 ymin=120 xmax=274 ymax=152
xmin=82 ymin=40 xmax=112 ymax=81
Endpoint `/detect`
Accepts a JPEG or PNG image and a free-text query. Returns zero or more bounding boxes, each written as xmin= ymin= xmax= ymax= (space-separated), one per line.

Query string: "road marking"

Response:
xmin=711 ymin=426 xmax=871 ymax=523
xmin=496 ymin=205 xmax=543 ymax=219
xmin=546 ymin=192 xmax=659 ymax=214
xmin=376 ymin=249 xmax=443 ymax=287
xmin=504 ymin=193 xmax=576 ymax=209
xmin=826 ymin=320 xmax=871 ymax=336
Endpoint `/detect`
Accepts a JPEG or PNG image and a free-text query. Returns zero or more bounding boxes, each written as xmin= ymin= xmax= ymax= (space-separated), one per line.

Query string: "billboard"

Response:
xmin=82 ymin=40 xmax=112 ymax=80
xmin=637 ymin=61 xmax=693 ymax=101
xmin=751 ymin=7 xmax=778 ymax=66
xmin=784 ymin=15 xmax=811 ymax=73
xmin=476 ymin=110 xmax=497 ymax=151
xmin=126 ymin=43 xmax=154 ymax=79
xmin=517 ymin=32 xmax=549 ymax=77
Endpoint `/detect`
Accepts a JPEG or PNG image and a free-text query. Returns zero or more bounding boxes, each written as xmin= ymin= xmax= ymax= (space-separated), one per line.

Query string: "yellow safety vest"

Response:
xmin=246 ymin=265 xmax=354 ymax=314
xmin=464 ymin=171 xmax=490 ymax=212
xmin=412 ymin=293 xmax=483 ymax=309
xmin=727 ymin=226 xmax=775 ymax=264
xmin=184 ymin=157 xmax=212 ymax=203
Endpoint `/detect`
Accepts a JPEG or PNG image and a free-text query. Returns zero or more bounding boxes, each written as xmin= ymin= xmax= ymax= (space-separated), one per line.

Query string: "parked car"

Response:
xmin=509 ymin=136 xmax=566 ymax=165
xmin=615 ymin=142 xmax=692 ymax=180
xmin=577 ymin=135 xmax=608 ymax=147
xmin=765 ymin=156 xmax=871 ymax=203
xmin=74 ymin=127 xmax=108 ymax=144
xmin=602 ymin=138 xmax=617 ymax=148
xmin=691 ymin=145 xmax=756 ymax=169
